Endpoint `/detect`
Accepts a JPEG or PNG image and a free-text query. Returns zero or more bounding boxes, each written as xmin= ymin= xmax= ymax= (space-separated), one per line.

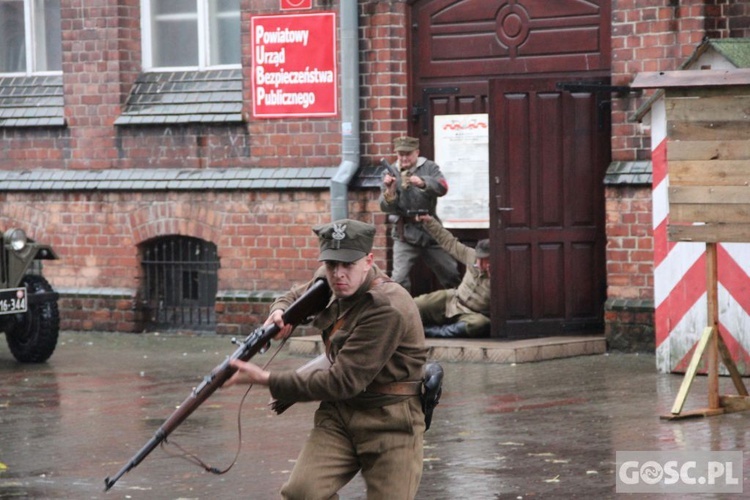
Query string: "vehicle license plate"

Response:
xmin=0 ymin=287 xmax=27 ymax=315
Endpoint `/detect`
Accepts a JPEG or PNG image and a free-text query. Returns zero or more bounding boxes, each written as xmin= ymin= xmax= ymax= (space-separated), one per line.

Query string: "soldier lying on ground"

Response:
xmin=414 ymin=215 xmax=491 ymax=338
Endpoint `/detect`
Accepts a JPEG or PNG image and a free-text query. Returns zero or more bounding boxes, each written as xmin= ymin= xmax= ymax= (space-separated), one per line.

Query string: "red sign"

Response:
xmin=281 ymin=0 xmax=312 ymax=10
xmin=251 ymin=13 xmax=337 ymax=118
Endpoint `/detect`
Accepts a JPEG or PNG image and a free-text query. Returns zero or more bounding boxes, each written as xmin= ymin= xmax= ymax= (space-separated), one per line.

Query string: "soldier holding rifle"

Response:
xmin=379 ymin=136 xmax=460 ymax=293
xmin=225 ymin=219 xmax=427 ymax=499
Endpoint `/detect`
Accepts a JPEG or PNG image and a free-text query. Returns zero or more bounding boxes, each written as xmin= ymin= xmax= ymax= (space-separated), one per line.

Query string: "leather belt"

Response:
xmin=366 ymin=380 xmax=422 ymax=396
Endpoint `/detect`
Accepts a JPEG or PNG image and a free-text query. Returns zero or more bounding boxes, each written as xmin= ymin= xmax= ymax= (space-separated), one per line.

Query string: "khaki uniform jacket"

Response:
xmin=379 ymin=157 xmax=448 ymax=247
xmin=268 ymin=264 xmax=427 ymax=409
xmin=424 ymin=218 xmax=491 ymax=318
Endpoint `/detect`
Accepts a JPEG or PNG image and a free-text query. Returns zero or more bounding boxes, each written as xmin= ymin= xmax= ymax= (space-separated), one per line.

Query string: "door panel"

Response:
xmin=411 ymin=82 xmax=488 ymax=159
xmin=489 ymin=76 xmax=608 ymax=338
xmin=406 ymin=82 xmax=489 ymax=298
xmin=411 ymin=0 xmax=611 ymax=79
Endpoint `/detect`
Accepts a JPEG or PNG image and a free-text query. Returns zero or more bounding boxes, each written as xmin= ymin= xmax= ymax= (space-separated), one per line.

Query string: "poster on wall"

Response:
xmin=251 ymin=13 xmax=337 ymax=118
xmin=434 ymin=114 xmax=490 ymax=228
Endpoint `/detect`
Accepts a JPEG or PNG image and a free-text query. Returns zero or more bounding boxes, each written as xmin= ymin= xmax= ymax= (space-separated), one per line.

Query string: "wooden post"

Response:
xmin=668 ymin=326 xmax=715 ymax=416
xmin=706 ymin=243 xmax=720 ymax=410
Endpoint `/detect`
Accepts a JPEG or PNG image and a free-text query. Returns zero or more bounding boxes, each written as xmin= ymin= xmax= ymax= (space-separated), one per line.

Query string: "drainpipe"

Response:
xmin=330 ymin=0 xmax=360 ymax=221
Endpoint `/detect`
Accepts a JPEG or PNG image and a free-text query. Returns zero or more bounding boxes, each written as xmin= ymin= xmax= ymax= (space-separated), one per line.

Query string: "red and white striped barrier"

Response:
xmin=651 ymin=98 xmax=750 ymax=374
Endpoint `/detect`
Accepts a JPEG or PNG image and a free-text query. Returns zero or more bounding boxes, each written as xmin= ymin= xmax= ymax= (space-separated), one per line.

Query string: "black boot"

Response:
xmin=424 ymin=322 xmax=468 ymax=338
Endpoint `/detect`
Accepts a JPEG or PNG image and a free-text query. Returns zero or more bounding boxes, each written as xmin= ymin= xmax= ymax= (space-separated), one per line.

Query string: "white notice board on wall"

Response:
xmin=434 ymin=114 xmax=489 ymax=228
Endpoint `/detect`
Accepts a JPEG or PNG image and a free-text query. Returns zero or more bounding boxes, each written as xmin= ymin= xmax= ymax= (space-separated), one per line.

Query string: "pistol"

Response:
xmin=379 ymin=158 xmax=400 ymax=180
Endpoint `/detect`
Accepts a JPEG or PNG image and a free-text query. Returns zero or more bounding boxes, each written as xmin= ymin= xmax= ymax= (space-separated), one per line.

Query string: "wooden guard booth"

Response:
xmin=633 ymin=69 xmax=750 ymax=419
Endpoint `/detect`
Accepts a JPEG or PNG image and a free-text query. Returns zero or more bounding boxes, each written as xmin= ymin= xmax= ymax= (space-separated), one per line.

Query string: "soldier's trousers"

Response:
xmin=280 ymin=397 xmax=425 ymax=500
xmin=391 ymin=239 xmax=460 ymax=293
xmin=414 ymin=289 xmax=491 ymax=337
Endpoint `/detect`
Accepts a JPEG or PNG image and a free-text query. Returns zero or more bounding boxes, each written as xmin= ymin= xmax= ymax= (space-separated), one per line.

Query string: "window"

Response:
xmin=0 ymin=0 xmax=62 ymax=74
xmin=141 ymin=236 xmax=219 ymax=332
xmin=142 ymin=0 xmax=240 ymax=70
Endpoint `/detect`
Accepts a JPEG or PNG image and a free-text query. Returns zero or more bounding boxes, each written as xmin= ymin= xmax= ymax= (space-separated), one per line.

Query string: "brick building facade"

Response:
xmin=1 ymin=1 xmax=749 ymax=346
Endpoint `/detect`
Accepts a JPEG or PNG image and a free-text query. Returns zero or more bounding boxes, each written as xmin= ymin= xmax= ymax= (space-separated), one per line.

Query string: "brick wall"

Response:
xmin=604 ymin=0 xmax=737 ymax=350
xmin=61 ymin=0 xmax=125 ymax=169
xmin=360 ymin=1 xmax=410 ymax=161
xmin=728 ymin=0 xmax=750 ymax=37
xmin=61 ymin=291 xmax=140 ymax=333
xmin=604 ymin=185 xmax=654 ymax=301
xmin=21 ymin=189 xmax=385 ymax=333
xmin=611 ymin=0 xmax=710 ymax=163
xmin=1 ymin=0 xmax=407 ymax=172
xmin=604 ymin=185 xmax=655 ymax=351
xmin=0 ymin=1 xmax=407 ymax=335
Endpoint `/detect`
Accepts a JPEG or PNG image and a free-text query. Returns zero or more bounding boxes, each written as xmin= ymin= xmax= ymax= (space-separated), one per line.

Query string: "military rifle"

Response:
xmin=104 ymin=278 xmax=331 ymax=491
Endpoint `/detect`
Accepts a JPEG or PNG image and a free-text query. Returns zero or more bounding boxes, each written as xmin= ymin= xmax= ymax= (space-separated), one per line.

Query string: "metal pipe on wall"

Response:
xmin=330 ymin=0 xmax=360 ymax=221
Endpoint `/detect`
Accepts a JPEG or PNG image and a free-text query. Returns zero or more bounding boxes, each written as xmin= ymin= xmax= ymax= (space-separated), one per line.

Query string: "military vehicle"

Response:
xmin=0 ymin=228 xmax=60 ymax=363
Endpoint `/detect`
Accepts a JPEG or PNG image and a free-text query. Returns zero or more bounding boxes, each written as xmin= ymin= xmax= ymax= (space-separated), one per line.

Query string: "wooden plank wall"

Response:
xmin=666 ymin=86 xmax=750 ymax=243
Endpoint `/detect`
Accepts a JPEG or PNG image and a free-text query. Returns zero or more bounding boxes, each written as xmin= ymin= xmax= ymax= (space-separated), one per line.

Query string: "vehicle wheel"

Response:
xmin=5 ymin=275 xmax=60 ymax=363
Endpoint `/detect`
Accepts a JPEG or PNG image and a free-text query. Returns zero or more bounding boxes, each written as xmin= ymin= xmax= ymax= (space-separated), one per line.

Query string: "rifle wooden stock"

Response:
xmin=104 ymin=278 xmax=331 ymax=491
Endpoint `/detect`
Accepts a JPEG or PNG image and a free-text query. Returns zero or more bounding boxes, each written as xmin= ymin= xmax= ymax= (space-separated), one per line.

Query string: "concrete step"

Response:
xmin=286 ymin=335 xmax=607 ymax=364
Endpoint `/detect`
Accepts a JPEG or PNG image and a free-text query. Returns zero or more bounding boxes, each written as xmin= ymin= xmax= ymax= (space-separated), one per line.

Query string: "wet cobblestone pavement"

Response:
xmin=1 ymin=331 xmax=749 ymax=499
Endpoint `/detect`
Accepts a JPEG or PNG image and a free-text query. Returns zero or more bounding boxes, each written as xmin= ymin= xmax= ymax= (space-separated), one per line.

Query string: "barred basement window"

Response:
xmin=141 ymin=236 xmax=219 ymax=332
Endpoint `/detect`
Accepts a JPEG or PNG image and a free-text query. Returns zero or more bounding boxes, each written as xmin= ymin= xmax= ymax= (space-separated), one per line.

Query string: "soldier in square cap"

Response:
xmin=225 ymin=218 xmax=428 ymax=499
xmin=393 ymin=135 xmax=420 ymax=152
xmin=380 ymin=136 xmax=460 ymax=294
xmin=313 ymin=219 xmax=375 ymax=264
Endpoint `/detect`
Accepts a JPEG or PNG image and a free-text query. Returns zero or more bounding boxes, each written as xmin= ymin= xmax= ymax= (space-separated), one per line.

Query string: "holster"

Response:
xmin=421 ymin=362 xmax=444 ymax=431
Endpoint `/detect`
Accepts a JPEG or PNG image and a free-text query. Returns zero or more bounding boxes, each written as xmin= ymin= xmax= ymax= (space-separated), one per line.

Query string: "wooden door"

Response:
xmin=489 ymin=76 xmax=609 ymax=338
xmin=406 ymin=0 xmax=612 ymax=329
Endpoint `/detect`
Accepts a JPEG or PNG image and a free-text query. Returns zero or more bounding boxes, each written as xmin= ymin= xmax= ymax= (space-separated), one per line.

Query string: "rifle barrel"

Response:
xmin=104 ymin=429 xmax=166 ymax=491
xmin=102 ymin=278 xmax=330 ymax=491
